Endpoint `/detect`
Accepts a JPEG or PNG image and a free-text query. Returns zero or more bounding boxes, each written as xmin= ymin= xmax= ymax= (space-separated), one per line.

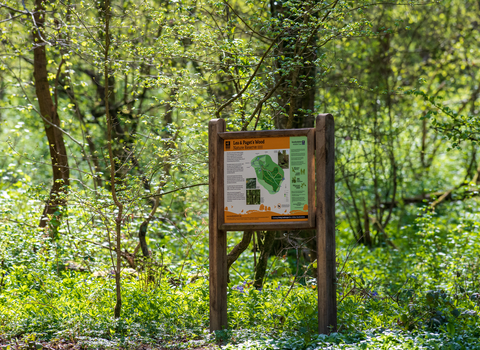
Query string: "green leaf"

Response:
xmin=305 ymin=305 xmax=314 ymax=315
xmin=451 ymin=309 xmax=460 ymax=318
xmin=447 ymin=322 xmax=455 ymax=335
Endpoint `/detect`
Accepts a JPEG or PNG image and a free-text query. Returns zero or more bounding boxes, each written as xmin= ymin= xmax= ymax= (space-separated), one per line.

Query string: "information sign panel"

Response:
xmin=218 ymin=129 xmax=315 ymax=230
xmin=223 ymin=136 xmax=309 ymax=223
xmin=209 ymin=115 xmax=336 ymax=334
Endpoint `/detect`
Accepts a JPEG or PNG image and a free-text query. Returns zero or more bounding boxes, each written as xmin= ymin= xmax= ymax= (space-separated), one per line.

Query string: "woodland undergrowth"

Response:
xmin=2 ymin=184 xmax=480 ymax=349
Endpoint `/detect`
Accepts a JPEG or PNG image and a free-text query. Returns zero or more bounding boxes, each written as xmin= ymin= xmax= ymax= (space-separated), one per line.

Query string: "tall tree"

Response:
xmin=32 ymin=0 xmax=70 ymax=230
xmin=253 ymin=0 xmax=321 ymax=288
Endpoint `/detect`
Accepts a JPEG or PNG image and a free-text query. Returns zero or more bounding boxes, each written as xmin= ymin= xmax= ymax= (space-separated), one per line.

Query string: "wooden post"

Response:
xmin=209 ymin=119 xmax=335 ymax=333
xmin=316 ymin=114 xmax=337 ymax=334
xmin=209 ymin=119 xmax=228 ymax=332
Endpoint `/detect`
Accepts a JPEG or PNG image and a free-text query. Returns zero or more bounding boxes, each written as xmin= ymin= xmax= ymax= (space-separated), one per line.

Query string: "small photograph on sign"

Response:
xmin=246 ymin=178 xmax=257 ymax=189
xmin=277 ymin=150 xmax=289 ymax=169
xmin=246 ymin=189 xmax=260 ymax=205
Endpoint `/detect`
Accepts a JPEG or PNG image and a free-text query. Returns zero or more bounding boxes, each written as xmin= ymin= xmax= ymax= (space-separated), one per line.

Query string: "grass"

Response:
xmin=2 ymin=189 xmax=480 ymax=348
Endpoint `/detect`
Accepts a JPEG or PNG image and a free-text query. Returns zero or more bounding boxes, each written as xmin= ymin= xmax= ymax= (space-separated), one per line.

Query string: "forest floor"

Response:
xmin=0 ymin=338 xmax=220 ymax=350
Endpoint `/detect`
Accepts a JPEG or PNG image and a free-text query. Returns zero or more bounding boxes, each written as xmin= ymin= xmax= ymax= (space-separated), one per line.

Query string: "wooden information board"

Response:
xmin=220 ymin=129 xmax=315 ymax=230
xmin=209 ymin=114 xmax=336 ymax=334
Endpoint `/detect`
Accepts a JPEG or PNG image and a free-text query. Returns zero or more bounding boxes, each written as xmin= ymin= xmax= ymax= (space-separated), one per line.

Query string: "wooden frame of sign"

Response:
xmin=209 ymin=114 xmax=336 ymax=334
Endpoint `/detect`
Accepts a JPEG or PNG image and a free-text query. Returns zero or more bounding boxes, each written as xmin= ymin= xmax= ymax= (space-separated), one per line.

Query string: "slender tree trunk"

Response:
xmin=33 ymin=0 xmax=70 ymax=229
xmin=102 ymin=0 xmax=123 ymax=318
xmin=226 ymin=230 xmax=254 ymax=282
xmin=253 ymin=231 xmax=276 ymax=289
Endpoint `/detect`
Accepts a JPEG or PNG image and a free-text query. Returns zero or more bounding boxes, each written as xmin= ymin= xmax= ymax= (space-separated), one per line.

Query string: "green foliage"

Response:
xmin=2 ymin=0 xmax=480 ymax=348
xmin=2 ymin=185 xmax=480 ymax=348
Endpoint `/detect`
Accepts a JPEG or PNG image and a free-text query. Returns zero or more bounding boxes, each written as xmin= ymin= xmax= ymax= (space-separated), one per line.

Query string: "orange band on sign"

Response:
xmin=224 ymin=210 xmax=309 ymax=223
xmin=224 ymin=137 xmax=290 ymax=151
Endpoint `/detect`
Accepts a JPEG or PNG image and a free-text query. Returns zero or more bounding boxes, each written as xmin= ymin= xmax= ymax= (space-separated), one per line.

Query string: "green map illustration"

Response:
xmin=251 ymin=155 xmax=285 ymax=195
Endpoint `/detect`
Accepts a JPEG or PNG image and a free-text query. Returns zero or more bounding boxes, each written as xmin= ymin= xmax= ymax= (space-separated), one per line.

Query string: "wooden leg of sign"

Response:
xmin=316 ymin=114 xmax=337 ymax=334
xmin=209 ymin=119 xmax=228 ymax=332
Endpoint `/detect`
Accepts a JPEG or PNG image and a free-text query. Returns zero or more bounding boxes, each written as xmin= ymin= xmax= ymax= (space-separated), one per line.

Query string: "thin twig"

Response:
xmin=141 ymin=183 xmax=208 ymax=200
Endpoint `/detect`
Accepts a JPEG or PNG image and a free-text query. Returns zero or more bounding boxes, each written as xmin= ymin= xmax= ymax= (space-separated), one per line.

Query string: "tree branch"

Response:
xmin=141 ymin=183 xmax=208 ymax=200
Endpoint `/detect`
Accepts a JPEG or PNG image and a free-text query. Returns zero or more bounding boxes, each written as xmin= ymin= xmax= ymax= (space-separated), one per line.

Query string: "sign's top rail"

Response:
xmin=218 ymin=128 xmax=312 ymax=139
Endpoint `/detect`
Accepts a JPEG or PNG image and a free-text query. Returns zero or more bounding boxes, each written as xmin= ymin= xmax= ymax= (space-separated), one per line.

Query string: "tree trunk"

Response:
xmin=253 ymin=231 xmax=276 ymax=289
xmin=226 ymin=230 xmax=254 ymax=282
xmin=252 ymin=0 xmax=319 ymax=288
xmin=102 ymin=0 xmax=123 ymax=318
xmin=33 ymin=0 xmax=70 ymax=229
xmin=272 ymin=0 xmax=317 ymax=130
